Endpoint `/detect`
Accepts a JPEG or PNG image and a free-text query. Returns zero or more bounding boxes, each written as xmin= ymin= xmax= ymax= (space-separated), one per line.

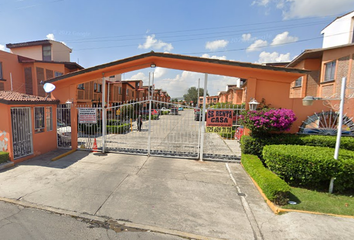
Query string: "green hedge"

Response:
xmin=0 ymin=152 xmax=9 ymax=164
xmin=263 ymin=145 xmax=354 ymax=193
xmin=106 ymin=124 xmax=130 ymax=134
xmin=142 ymin=115 xmax=159 ymax=120
xmin=241 ymin=134 xmax=354 ymax=159
xmin=220 ymin=130 xmax=236 ymax=139
xmin=241 ymin=154 xmax=291 ymax=205
xmin=161 ymin=111 xmax=170 ymax=115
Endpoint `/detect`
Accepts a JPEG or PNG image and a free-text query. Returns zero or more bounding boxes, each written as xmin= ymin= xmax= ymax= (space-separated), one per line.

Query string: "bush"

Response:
xmin=220 ymin=130 xmax=236 ymax=139
xmin=106 ymin=123 xmax=130 ymax=134
xmin=142 ymin=115 xmax=159 ymax=120
xmin=161 ymin=111 xmax=170 ymax=115
xmin=240 ymin=134 xmax=354 ymax=159
xmin=263 ymin=145 xmax=354 ymax=193
xmin=242 ymin=154 xmax=291 ymax=205
xmin=107 ymin=119 xmax=121 ymax=125
xmin=0 ymin=152 xmax=9 ymax=164
xmin=239 ymin=108 xmax=296 ymax=136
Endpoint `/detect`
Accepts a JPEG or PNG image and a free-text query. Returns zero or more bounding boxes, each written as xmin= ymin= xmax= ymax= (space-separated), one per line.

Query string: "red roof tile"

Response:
xmin=0 ymin=91 xmax=59 ymax=105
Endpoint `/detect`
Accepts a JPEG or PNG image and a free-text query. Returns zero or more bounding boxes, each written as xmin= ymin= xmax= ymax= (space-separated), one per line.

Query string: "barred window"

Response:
xmin=35 ymin=107 xmax=45 ymax=133
xmin=46 ymin=107 xmax=53 ymax=131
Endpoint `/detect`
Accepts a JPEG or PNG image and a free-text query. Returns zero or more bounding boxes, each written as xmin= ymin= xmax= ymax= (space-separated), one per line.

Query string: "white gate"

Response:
xmin=57 ymin=104 xmax=72 ymax=148
xmin=11 ymin=107 xmax=33 ymax=159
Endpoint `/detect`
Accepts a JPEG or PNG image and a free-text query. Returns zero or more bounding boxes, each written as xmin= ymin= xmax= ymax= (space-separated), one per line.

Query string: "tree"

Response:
xmin=183 ymin=87 xmax=208 ymax=106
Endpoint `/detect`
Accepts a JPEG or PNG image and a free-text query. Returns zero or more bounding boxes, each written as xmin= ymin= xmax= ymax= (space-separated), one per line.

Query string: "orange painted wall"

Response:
xmin=0 ymin=104 xmax=12 ymax=157
xmin=0 ymin=103 xmax=58 ymax=162
xmin=0 ymin=51 xmax=26 ymax=93
xmin=30 ymin=104 xmax=58 ymax=162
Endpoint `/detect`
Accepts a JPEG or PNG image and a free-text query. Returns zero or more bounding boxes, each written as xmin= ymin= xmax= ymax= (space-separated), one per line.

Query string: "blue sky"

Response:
xmin=0 ymin=0 xmax=353 ymax=98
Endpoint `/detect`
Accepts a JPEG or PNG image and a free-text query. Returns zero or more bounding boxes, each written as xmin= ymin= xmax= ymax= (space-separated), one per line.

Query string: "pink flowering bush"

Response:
xmin=240 ymin=108 xmax=297 ymax=136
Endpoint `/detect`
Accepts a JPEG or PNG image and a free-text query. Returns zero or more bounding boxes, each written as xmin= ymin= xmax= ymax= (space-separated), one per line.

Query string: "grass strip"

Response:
xmin=283 ymin=187 xmax=354 ymax=216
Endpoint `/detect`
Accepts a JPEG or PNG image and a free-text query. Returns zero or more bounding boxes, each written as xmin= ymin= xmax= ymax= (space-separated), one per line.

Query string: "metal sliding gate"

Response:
xmin=75 ymin=99 xmax=243 ymax=161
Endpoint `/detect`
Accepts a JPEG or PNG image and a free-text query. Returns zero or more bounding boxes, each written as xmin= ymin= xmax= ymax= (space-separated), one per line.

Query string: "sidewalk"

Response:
xmin=0 ymin=151 xmax=353 ymax=239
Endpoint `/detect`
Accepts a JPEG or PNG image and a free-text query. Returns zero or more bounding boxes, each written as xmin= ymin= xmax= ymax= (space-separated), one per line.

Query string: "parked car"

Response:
xmin=160 ymin=107 xmax=171 ymax=112
xmin=178 ymin=107 xmax=184 ymax=111
xmin=57 ymin=126 xmax=71 ymax=147
xmin=170 ymin=108 xmax=179 ymax=115
xmin=140 ymin=109 xmax=159 ymax=116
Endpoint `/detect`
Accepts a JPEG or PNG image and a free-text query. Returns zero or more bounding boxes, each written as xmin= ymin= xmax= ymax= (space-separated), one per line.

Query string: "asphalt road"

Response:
xmin=0 ymin=201 xmax=185 ymax=240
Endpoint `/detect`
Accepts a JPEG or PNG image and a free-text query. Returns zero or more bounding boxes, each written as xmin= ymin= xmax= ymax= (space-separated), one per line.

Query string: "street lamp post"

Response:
xmin=302 ymin=77 xmax=347 ymax=193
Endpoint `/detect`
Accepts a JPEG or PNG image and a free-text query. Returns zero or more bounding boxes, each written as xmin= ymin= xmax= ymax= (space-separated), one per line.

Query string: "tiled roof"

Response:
xmin=0 ymin=91 xmax=59 ymax=105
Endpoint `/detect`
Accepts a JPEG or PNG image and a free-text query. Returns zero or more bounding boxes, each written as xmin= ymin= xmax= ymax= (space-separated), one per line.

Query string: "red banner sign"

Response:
xmin=206 ymin=109 xmax=233 ymax=127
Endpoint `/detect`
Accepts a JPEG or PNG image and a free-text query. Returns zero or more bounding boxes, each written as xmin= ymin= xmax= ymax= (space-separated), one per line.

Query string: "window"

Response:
xmin=0 ymin=62 xmax=3 ymax=79
xmin=42 ymin=45 xmax=51 ymax=61
xmin=77 ymin=84 xmax=85 ymax=90
xmin=132 ymin=91 xmax=134 ymax=97
xmin=35 ymin=107 xmax=45 ymax=132
xmin=324 ymin=61 xmax=336 ymax=82
xmin=126 ymin=89 xmax=129 ymax=96
xmin=98 ymin=84 xmax=102 ymax=93
xmin=46 ymin=107 xmax=53 ymax=131
xmin=294 ymin=77 xmax=302 ymax=87
xmin=118 ymin=87 xmax=122 ymax=94
xmin=54 ymin=71 xmax=63 ymax=77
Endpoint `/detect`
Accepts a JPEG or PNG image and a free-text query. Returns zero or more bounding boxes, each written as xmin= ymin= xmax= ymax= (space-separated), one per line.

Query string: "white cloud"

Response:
xmin=271 ymin=31 xmax=298 ymax=46
xmin=257 ymin=51 xmax=291 ymax=63
xmin=252 ymin=0 xmax=270 ymax=6
xmin=242 ymin=33 xmax=252 ymax=41
xmin=205 ymin=39 xmax=229 ymax=51
xmin=130 ymin=72 xmax=148 ymax=83
xmin=154 ymin=67 xmax=167 ymax=79
xmin=201 ymin=54 xmax=227 ymax=60
xmin=0 ymin=44 xmax=5 ymax=51
xmin=246 ymin=39 xmax=268 ymax=52
xmin=138 ymin=34 xmax=173 ymax=52
xmin=253 ymin=0 xmax=353 ymax=19
xmin=46 ymin=33 xmax=55 ymax=40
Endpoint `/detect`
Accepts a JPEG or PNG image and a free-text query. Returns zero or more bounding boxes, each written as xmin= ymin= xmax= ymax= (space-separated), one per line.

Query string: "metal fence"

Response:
xmin=57 ymin=104 xmax=72 ymax=149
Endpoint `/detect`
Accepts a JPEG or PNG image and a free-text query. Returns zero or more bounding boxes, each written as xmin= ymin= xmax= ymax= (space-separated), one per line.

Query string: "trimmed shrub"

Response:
xmin=241 ymin=154 xmax=291 ymax=205
xmin=106 ymin=124 xmax=130 ymax=134
xmin=0 ymin=152 xmax=9 ymax=164
xmin=240 ymin=134 xmax=354 ymax=159
xmin=263 ymin=145 xmax=354 ymax=193
xmin=142 ymin=115 xmax=159 ymax=120
xmin=161 ymin=111 xmax=170 ymax=115
xmin=220 ymin=130 xmax=236 ymax=139
xmin=107 ymin=119 xmax=121 ymax=125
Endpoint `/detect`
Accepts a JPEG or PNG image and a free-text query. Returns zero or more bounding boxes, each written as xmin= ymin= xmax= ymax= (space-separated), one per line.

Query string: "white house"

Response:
xmin=321 ymin=11 xmax=354 ymax=48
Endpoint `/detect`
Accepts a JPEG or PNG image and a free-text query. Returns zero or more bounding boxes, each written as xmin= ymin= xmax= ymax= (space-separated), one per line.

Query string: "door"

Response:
xmin=11 ymin=107 xmax=33 ymax=159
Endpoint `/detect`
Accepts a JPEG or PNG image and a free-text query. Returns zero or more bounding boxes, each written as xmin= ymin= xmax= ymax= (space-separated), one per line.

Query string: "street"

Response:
xmin=0 ymin=201 xmax=185 ymax=240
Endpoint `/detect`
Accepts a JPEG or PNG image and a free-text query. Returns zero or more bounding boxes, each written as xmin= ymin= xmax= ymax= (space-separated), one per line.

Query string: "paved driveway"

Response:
xmin=1 ymin=151 xmax=354 ymax=240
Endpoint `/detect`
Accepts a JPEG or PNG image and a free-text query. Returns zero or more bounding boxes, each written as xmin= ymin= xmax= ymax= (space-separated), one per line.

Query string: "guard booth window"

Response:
xmin=35 ymin=107 xmax=45 ymax=133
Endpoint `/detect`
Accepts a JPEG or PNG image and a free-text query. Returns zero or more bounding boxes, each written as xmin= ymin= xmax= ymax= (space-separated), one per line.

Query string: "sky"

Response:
xmin=0 ymin=0 xmax=353 ymax=98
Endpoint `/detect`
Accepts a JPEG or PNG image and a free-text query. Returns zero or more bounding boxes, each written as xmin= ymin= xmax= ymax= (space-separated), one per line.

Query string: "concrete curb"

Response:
xmin=0 ymin=161 xmax=14 ymax=171
xmin=241 ymin=164 xmax=354 ymax=219
xmin=51 ymin=149 xmax=77 ymax=161
xmin=0 ymin=197 xmax=226 ymax=240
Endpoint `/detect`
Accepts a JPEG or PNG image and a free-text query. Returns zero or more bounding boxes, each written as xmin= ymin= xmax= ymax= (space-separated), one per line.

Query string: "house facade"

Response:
xmin=289 ymin=11 xmax=354 ymax=120
xmin=321 ymin=11 xmax=354 ymax=48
